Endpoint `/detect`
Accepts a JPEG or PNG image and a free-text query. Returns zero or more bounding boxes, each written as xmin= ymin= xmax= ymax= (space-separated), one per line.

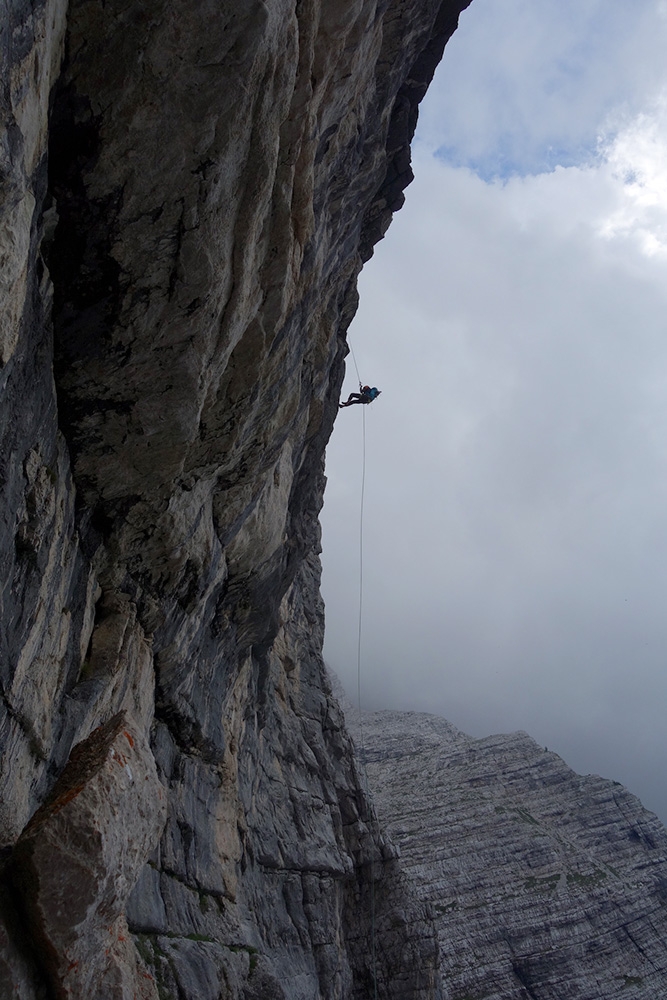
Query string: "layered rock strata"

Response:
xmin=358 ymin=710 xmax=667 ymax=1000
xmin=1 ymin=0 xmax=471 ymax=996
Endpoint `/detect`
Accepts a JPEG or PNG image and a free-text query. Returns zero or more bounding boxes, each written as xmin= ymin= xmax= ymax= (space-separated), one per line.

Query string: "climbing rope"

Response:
xmin=349 ymin=342 xmax=363 ymax=386
xmin=357 ymin=403 xmax=366 ymax=751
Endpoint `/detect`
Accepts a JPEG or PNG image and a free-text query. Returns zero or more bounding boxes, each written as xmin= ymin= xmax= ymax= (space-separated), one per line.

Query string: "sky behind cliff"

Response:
xmin=322 ymin=0 xmax=667 ymax=823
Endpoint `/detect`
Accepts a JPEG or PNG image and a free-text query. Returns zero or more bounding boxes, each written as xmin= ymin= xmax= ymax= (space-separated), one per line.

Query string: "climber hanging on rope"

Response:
xmin=339 ymin=383 xmax=381 ymax=408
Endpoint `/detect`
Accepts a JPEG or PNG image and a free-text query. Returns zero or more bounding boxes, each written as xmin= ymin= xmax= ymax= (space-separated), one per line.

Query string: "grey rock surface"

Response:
xmin=358 ymin=710 xmax=667 ymax=1000
xmin=1 ymin=0 xmax=470 ymax=995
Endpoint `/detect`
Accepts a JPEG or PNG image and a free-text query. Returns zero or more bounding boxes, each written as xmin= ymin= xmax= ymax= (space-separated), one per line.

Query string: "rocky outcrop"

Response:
xmin=1 ymin=0 xmax=471 ymax=996
xmin=358 ymin=710 xmax=667 ymax=999
xmin=13 ymin=712 xmax=166 ymax=1000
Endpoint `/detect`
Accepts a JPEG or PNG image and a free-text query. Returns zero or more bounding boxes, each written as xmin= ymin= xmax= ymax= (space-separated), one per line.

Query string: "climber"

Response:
xmin=339 ymin=384 xmax=381 ymax=407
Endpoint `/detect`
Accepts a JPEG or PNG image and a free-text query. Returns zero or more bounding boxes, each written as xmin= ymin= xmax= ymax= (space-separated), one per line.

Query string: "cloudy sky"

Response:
xmin=321 ymin=0 xmax=667 ymax=823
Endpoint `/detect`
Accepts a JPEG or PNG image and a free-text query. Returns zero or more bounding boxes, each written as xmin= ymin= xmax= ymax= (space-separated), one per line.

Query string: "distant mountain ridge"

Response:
xmin=355 ymin=708 xmax=667 ymax=999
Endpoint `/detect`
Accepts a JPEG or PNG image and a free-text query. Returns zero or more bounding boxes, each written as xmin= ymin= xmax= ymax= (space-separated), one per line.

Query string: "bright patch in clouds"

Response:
xmin=599 ymin=94 xmax=667 ymax=255
xmin=421 ymin=0 xmax=667 ymax=179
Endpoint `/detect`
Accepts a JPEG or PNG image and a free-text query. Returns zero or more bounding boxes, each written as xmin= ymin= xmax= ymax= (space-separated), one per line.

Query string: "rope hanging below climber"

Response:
xmin=339 ymin=341 xmax=379 ymax=999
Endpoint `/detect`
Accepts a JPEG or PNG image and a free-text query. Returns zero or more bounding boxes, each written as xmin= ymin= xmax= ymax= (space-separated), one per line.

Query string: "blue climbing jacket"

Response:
xmin=366 ymin=387 xmax=380 ymax=401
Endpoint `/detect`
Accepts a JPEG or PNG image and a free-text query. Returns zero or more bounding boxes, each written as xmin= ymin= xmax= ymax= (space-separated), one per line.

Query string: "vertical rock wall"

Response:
xmin=1 ymin=0 xmax=471 ymax=996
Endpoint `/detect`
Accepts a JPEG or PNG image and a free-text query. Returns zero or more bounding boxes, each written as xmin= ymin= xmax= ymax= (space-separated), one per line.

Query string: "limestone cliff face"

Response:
xmin=0 ymin=0 xmax=470 ymax=997
xmin=358 ymin=710 xmax=667 ymax=1000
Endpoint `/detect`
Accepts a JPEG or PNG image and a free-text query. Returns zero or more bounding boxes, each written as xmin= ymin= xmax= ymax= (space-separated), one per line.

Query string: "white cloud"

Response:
xmin=421 ymin=0 xmax=667 ymax=177
xmin=322 ymin=39 xmax=667 ymax=822
xmin=597 ymin=93 xmax=667 ymax=254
